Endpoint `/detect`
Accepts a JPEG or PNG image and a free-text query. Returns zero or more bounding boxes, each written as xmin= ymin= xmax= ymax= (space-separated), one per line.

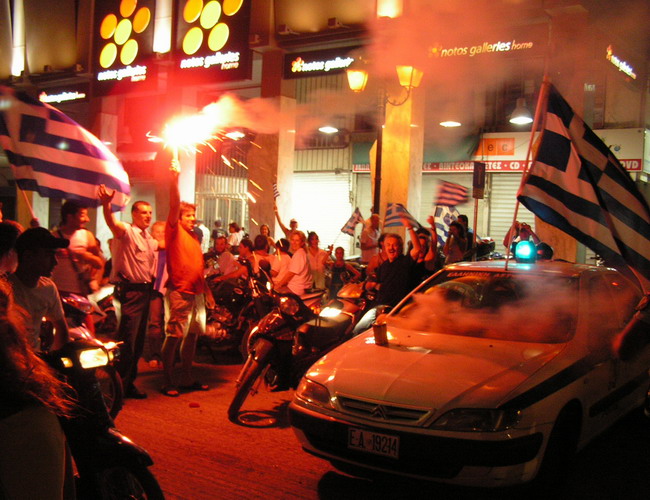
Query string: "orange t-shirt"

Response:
xmin=165 ymin=220 xmax=205 ymax=294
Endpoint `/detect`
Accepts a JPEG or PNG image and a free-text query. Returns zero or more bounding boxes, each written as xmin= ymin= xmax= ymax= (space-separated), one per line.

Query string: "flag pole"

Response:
xmin=505 ymin=77 xmax=551 ymax=268
xmin=17 ymin=185 xmax=37 ymax=221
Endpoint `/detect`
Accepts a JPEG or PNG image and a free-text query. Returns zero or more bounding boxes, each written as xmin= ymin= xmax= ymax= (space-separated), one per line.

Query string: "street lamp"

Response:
xmin=346 ymin=63 xmax=423 ymax=213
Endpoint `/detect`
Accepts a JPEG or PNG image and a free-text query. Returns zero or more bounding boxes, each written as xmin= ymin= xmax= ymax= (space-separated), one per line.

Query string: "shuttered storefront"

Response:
xmin=487 ymin=173 xmax=535 ymax=247
xmin=292 ymin=172 xmax=355 ymax=256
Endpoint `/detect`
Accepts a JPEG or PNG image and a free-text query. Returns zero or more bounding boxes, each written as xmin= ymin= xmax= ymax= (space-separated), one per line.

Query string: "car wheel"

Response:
xmin=535 ymin=403 xmax=581 ymax=488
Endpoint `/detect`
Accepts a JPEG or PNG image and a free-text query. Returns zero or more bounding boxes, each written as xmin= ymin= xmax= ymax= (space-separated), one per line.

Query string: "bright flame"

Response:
xmin=249 ymin=179 xmax=262 ymax=190
xmin=246 ymin=192 xmax=257 ymax=203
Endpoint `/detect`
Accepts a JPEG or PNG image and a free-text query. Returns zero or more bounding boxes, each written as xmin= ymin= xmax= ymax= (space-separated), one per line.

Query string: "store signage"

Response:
xmin=92 ymin=0 xmax=157 ymax=95
xmin=430 ymin=39 xmax=534 ymax=59
xmin=606 ymin=45 xmax=636 ymax=80
xmin=39 ymin=89 xmax=88 ymax=104
xmin=284 ymin=47 xmax=360 ymax=79
xmin=174 ymin=0 xmax=252 ymax=85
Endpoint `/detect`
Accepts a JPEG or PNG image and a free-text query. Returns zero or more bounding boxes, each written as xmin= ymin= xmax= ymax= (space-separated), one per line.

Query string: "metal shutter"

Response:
xmin=292 ymin=172 xmax=355 ymax=256
xmin=487 ymin=173 xmax=535 ymax=248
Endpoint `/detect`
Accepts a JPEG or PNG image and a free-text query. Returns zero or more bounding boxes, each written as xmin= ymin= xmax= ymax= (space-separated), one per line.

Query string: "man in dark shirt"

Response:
xmin=367 ymin=224 xmax=421 ymax=307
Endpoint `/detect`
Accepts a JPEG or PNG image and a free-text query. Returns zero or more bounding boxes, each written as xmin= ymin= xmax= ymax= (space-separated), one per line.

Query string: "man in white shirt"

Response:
xmin=99 ymin=185 xmax=157 ymax=399
xmin=8 ymin=228 xmax=70 ymax=351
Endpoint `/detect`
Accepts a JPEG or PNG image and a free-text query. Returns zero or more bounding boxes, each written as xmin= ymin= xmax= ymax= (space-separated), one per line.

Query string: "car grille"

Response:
xmin=336 ymin=395 xmax=432 ymax=426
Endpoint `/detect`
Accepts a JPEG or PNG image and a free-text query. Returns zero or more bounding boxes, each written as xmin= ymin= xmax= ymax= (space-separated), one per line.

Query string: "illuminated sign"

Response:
xmin=283 ymin=47 xmax=360 ymax=79
xmin=606 ymin=45 xmax=636 ymax=80
xmin=430 ymin=39 xmax=534 ymax=58
xmin=93 ymin=0 xmax=157 ymax=95
xmin=174 ymin=0 xmax=252 ymax=85
xmin=40 ymin=90 xmax=87 ymax=104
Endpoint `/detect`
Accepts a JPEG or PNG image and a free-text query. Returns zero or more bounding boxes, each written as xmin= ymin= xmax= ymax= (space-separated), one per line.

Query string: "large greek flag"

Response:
xmin=435 ymin=180 xmax=469 ymax=206
xmin=0 ymin=86 xmax=130 ymax=211
xmin=518 ymin=84 xmax=650 ymax=280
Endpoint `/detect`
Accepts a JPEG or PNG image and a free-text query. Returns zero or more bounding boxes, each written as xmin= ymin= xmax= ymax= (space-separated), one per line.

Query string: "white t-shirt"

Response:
xmin=8 ymin=274 xmax=65 ymax=350
xmin=270 ymin=252 xmax=291 ymax=288
xmin=360 ymin=226 xmax=381 ymax=263
xmin=51 ymin=228 xmax=95 ymax=294
xmin=287 ymin=248 xmax=313 ymax=296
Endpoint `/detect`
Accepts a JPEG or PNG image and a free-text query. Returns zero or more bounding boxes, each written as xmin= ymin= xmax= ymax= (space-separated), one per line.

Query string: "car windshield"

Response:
xmin=390 ymin=269 xmax=579 ymax=343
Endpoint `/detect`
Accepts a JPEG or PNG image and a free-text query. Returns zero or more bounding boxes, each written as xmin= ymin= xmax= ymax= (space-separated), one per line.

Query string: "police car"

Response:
xmin=289 ymin=243 xmax=650 ymax=487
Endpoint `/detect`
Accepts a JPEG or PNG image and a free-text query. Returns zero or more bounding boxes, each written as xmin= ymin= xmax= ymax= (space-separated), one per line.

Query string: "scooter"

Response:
xmin=43 ymin=339 xmax=164 ymax=499
xmin=46 ymin=292 xmax=124 ymax=419
xmin=228 ymin=282 xmax=365 ymax=422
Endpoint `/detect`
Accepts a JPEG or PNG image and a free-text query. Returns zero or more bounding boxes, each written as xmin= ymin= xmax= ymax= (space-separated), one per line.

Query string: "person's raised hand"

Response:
xmin=98 ymin=184 xmax=115 ymax=205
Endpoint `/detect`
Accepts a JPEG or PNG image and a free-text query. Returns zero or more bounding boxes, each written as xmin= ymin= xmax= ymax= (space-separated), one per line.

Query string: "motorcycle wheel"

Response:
xmin=228 ymin=347 xmax=271 ymax=422
xmin=94 ymin=463 xmax=164 ymax=500
xmin=95 ymin=366 xmax=124 ymax=419
xmin=238 ymin=324 xmax=258 ymax=360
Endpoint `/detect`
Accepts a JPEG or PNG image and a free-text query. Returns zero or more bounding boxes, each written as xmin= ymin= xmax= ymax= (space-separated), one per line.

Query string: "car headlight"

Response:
xmin=431 ymin=408 xmax=521 ymax=432
xmin=295 ymin=378 xmax=333 ymax=408
xmin=78 ymin=347 xmax=110 ymax=369
xmin=279 ymin=296 xmax=300 ymax=316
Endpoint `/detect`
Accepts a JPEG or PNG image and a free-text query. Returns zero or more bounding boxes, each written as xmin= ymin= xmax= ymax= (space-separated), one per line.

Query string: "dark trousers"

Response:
xmin=147 ymin=291 xmax=165 ymax=361
xmin=115 ymin=285 xmax=153 ymax=389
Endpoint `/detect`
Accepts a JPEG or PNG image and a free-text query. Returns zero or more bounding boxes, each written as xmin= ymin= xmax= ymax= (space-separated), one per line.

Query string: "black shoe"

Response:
xmin=125 ymin=386 xmax=148 ymax=399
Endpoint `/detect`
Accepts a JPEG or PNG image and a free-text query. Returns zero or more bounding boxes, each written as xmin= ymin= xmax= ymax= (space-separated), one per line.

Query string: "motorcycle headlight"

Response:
xmin=279 ymin=296 xmax=300 ymax=316
xmin=78 ymin=347 xmax=110 ymax=369
xmin=431 ymin=408 xmax=520 ymax=432
xmin=295 ymin=378 xmax=333 ymax=408
xmin=319 ymin=306 xmax=343 ymax=318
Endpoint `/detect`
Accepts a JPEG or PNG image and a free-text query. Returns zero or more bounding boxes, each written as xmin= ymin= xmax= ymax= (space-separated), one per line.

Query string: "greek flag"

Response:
xmin=518 ymin=84 xmax=650 ymax=280
xmin=341 ymin=207 xmax=364 ymax=236
xmin=272 ymin=183 xmax=280 ymax=199
xmin=0 ymin=86 xmax=130 ymax=211
xmin=435 ymin=181 xmax=469 ymax=206
xmin=433 ymin=205 xmax=459 ymax=247
xmin=384 ymin=203 xmax=420 ymax=229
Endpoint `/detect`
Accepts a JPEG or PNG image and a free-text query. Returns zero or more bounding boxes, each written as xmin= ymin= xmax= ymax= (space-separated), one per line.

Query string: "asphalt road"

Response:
xmin=115 ymin=350 xmax=650 ymax=500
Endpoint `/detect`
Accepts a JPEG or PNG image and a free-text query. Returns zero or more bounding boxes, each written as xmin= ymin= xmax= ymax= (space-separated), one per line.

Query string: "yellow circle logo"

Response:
xmin=99 ymin=0 xmax=151 ymax=69
xmin=181 ymin=0 xmax=243 ymax=56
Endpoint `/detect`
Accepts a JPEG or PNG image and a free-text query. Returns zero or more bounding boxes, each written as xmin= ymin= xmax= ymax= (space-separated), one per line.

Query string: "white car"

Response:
xmin=289 ymin=259 xmax=650 ymax=487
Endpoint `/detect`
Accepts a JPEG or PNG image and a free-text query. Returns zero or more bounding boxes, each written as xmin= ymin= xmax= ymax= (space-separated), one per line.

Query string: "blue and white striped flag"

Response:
xmin=0 ymin=86 xmax=130 ymax=211
xmin=433 ymin=205 xmax=460 ymax=247
xmin=272 ymin=182 xmax=280 ymax=199
xmin=341 ymin=207 xmax=364 ymax=236
xmin=384 ymin=203 xmax=421 ymax=229
xmin=435 ymin=181 xmax=469 ymax=206
xmin=518 ymin=84 xmax=650 ymax=280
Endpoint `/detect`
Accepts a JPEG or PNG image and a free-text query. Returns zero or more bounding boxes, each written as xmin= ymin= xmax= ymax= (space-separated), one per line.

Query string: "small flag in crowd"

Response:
xmin=0 ymin=86 xmax=131 ymax=211
xmin=435 ymin=181 xmax=469 ymax=206
xmin=341 ymin=207 xmax=364 ymax=236
xmin=433 ymin=205 xmax=460 ymax=247
xmin=518 ymin=84 xmax=650 ymax=280
xmin=272 ymin=183 xmax=280 ymax=199
xmin=384 ymin=203 xmax=421 ymax=229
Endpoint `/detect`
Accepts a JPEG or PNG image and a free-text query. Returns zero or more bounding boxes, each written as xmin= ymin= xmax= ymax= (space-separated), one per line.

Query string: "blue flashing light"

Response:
xmin=514 ymin=240 xmax=536 ymax=263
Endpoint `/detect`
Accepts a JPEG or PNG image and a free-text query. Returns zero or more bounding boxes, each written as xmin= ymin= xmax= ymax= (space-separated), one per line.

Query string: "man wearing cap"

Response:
xmin=7 ymin=228 xmax=70 ymax=351
xmin=98 ymin=185 xmax=157 ymax=399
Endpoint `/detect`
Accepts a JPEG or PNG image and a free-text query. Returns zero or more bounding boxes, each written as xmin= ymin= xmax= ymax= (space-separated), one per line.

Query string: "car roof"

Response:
xmin=442 ymin=259 xmax=607 ymax=279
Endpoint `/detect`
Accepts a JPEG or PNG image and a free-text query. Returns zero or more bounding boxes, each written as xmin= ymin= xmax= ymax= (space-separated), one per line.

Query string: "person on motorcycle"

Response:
xmin=7 ymin=227 xmax=70 ymax=351
xmin=0 ymin=280 xmax=76 ymax=500
xmin=274 ymin=231 xmax=313 ymax=298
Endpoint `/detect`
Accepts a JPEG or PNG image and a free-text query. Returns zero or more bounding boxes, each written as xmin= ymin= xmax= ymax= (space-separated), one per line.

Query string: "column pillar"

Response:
xmin=247 ymin=49 xmax=296 ymax=240
xmin=379 ymin=86 xmax=424 ymax=231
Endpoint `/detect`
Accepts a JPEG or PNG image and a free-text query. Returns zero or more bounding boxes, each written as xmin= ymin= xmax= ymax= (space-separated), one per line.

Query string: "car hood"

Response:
xmin=306 ymin=325 xmax=565 ymax=412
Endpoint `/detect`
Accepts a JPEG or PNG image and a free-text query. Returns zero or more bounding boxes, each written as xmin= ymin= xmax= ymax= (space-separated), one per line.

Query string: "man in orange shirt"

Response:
xmin=160 ymin=160 xmax=215 ymax=397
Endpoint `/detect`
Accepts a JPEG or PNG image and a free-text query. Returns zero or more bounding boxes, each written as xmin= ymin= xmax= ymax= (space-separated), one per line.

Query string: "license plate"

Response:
xmin=347 ymin=428 xmax=399 ymax=459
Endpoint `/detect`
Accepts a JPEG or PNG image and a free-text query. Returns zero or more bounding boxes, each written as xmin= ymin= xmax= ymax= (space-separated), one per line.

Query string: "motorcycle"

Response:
xmin=202 ymin=258 xmax=275 ymax=360
xmin=42 ymin=339 xmax=164 ymax=499
xmin=228 ymin=282 xmax=365 ymax=422
xmin=46 ymin=292 xmax=124 ymax=419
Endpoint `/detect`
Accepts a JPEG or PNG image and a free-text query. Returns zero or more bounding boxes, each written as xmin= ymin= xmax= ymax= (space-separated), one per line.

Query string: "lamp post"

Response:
xmin=346 ymin=64 xmax=423 ymax=214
